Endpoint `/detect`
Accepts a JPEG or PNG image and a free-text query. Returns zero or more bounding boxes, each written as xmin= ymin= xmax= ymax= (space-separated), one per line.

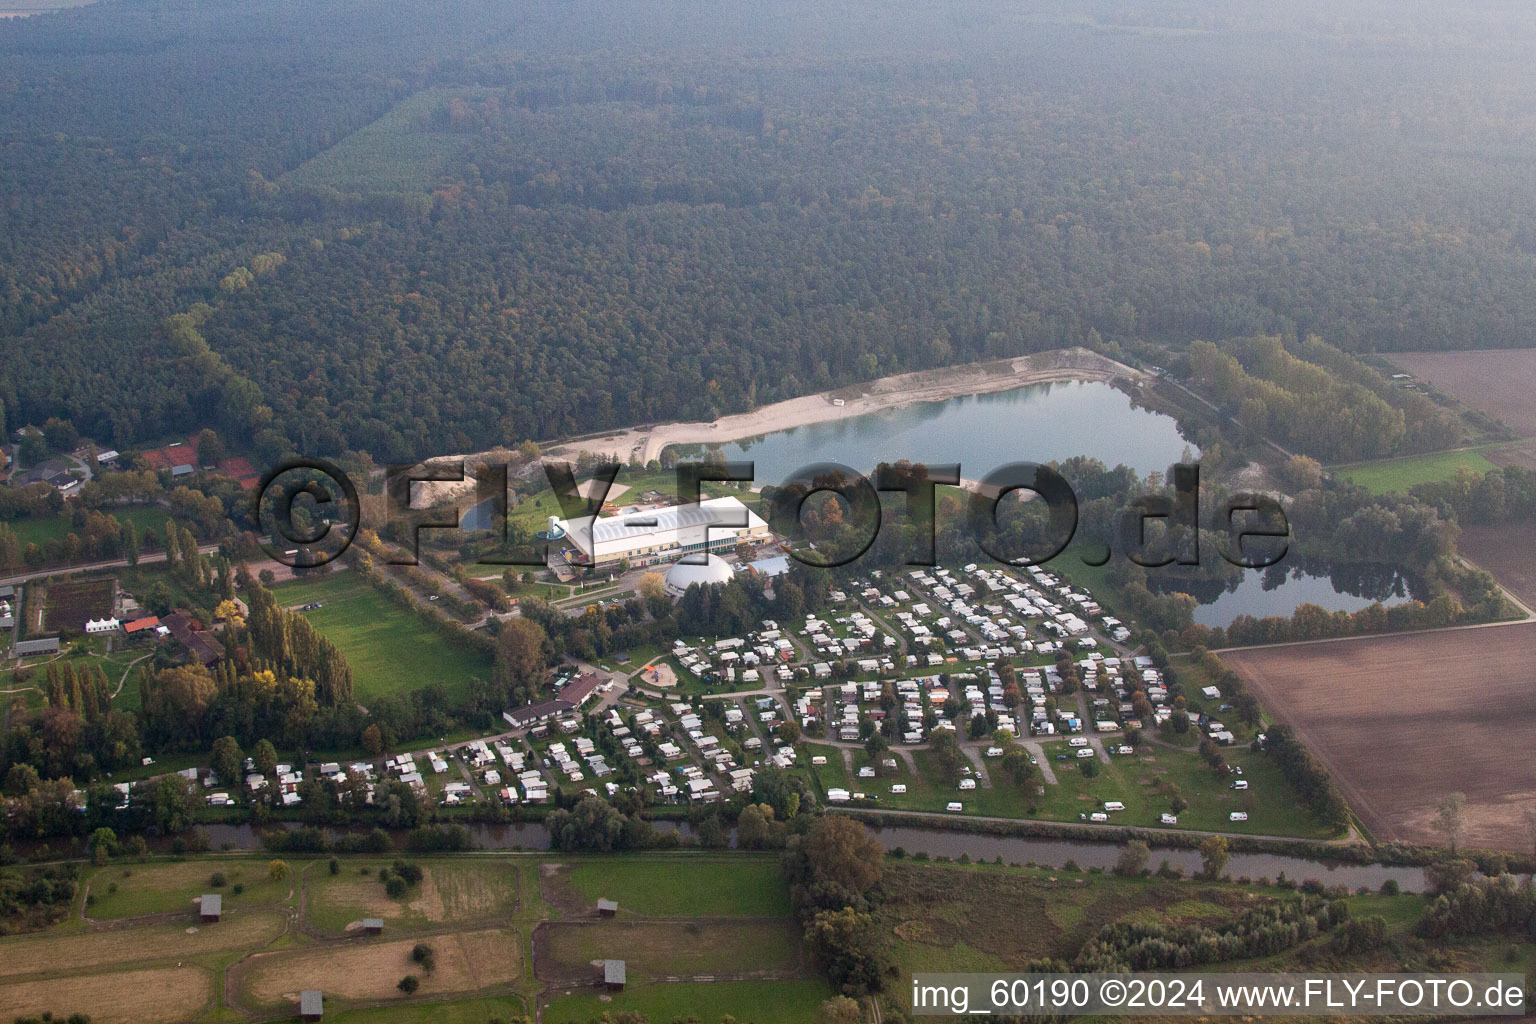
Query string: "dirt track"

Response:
xmin=1224 ymin=624 xmax=1536 ymax=850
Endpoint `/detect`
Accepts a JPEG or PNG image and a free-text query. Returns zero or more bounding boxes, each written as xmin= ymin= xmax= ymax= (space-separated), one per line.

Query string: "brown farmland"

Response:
xmin=1224 ymin=624 xmax=1536 ymax=850
xmin=1459 ymin=523 xmax=1536 ymax=609
xmin=1390 ymin=350 xmax=1536 ymax=436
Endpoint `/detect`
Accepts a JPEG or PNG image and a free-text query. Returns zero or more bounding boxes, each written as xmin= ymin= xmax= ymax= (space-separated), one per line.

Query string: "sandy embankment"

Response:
xmin=421 ymin=347 xmax=1140 ymax=505
xmin=548 ymin=347 xmax=1142 ymax=465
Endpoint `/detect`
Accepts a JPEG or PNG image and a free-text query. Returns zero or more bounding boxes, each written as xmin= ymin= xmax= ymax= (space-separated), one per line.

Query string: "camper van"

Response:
xmin=890 ymin=784 xmax=907 ymax=794
xmin=1090 ymin=812 xmax=1108 ymax=822
xmin=1068 ymin=736 xmax=1089 ymax=748
xmin=1102 ymin=801 xmax=1125 ymax=812
xmin=946 ymin=801 xmax=963 ymax=812
xmin=1229 ymin=811 xmax=1248 ymax=822
xmin=1076 ymin=748 xmax=1095 ymax=758
xmin=811 ymin=756 xmax=827 ymax=766
xmin=1232 ymin=779 xmax=1248 ymax=790
xmin=1160 ymin=813 xmax=1179 ymax=825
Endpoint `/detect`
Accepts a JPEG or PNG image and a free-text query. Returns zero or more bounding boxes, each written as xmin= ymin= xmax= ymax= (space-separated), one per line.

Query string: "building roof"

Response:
xmin=200 ymin=893 xmax=222 ymax=915
xmin=747 ymin=554 xmax=792 ymax=578
xmin=603 ymin=959 xmax=626 ymax=984
xmin=123 ymin=616 xmax=161 ymax=634
xmin=299 ymin=990 xmax=323 ymax=1015
xmin=664 ymin=553 xmax=734 ymax=595
xmin=558 ymin=496 xmax=766 ymax=561
xmin=503 ymin=697 xmax=575 ymax=729
xmin=361 ymin=918 xmax=384 ymax=929
xmin=164 ymin=610 xmax=224 ymax=665
xmin=596 ymin=898 xmax=619 ymax=912
xmin=14 ymin=637 xmax=60 ymax=657
xmin=559 ymin=671 xmax=604 ymax=708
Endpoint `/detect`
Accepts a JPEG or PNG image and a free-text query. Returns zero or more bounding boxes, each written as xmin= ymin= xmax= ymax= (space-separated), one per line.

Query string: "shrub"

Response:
xmin=384 ymin=875 xmax=408 ymax=898
xmin=397 ymin=974 xmax=420 ymax=994
xmin=209 ymin=872 xmax=227 ymax=888
xmin=328 ymin=858 xmax=340 ymax=875
xmin=232 ymin=883 xmax=244 ymax=895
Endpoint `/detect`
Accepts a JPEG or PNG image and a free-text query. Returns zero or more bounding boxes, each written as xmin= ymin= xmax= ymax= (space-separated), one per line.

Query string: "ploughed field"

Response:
xmin=1458 ymin=522 xmax=1536 ymax=610
xmin=1389 ymin=349 xmax=1536 ymax=437
xmin=1223 ymin=624 xmax=1536 ymax=850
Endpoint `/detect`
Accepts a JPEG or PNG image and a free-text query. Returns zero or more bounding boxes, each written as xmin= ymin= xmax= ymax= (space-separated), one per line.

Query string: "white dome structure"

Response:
xmin=664 ymin=553 xmax=734 ymax=597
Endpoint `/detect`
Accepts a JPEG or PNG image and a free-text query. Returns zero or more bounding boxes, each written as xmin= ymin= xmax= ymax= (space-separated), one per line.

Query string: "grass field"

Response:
xmin=236 ymin=929 xmax=519 ymax=1007
xmin=0 ymin=911 xmax=287 ymax=979
xmin=272 ymin=574 xmax=494 ymax=701
xmin=85 ymin=858 xmax=291 ymax=919
xmin=1334 ymin=448 xmax=1499 ymax=494
xmin=806 ymin=737 xmax=1335 ymax=839
xmin=536 ymin=919 xmax=800 ymax=984
xmin=305 ymin=860 xmax=518 ymax=934
xmin=5 ymin=505 xmax=169 ymax=554
xmin=557 ymin=855 xmax=791 ymax=917
xmin=544 ymin=979 xmax=835 ymax=1024
xmin=284 ymin=89 xmax=473 ymax=194
xmin=1224 ymin=624 xmax=1536 ymax=850
xmin=327 ymin=996 xmax=529 ymax=1023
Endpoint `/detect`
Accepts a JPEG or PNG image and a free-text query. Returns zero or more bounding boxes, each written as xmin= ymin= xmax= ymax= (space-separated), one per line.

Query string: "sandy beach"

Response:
xmin=546 ymin=347 xmax=1141 ymax=466
xmin=418 ymin=347 xmax=1141 ymax=505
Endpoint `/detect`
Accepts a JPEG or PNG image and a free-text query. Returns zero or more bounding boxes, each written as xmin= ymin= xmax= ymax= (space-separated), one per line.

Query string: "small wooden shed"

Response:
xmin=299 ymin=989 xmax=323 ymax=1022
xmin=362 ymin=918 xmax=384 ymax=935
xmin=596 ymin=898 xmax=618 ymax=918
xmin=199 ymin=893 xmax=222 ymax=923
xmin=603 ymin=959 xmax=626 ymax=991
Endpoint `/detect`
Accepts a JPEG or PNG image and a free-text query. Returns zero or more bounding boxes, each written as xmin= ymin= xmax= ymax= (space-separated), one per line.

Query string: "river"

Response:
xmin=168 ymin=820 xmax=1428 ymax=892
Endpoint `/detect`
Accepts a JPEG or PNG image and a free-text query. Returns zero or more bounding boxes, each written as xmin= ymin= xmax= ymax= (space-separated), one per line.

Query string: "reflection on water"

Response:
xmin=168 ymin=820 xmax=1431 ymax=893
xmin=1152 ymin=558 xmax=1423 ymax=628
xmin=666 ymin=380 xmax=1196 ymax=486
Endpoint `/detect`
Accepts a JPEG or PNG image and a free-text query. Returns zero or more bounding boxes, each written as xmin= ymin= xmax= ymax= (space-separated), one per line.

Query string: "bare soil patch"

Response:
xmin=1224 ymin=625 xmax=1536 ymax=849
xmin=1486 ymin=443 xmax=1536 ymax=472
xmin=1459 ymin=522 xmax=1536 ymax=608
xmin=41 ymin=577 xmax=114 ymax=632
xmin=1390 ymin=350 xmax=1536 ymax=435
xmin=0 ymin=965 xmax=210 ymax=1024
xmin=238 ymin=928 xmax=518 ymax=1006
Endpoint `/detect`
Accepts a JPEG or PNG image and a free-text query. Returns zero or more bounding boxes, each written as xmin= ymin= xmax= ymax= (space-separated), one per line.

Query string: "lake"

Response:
xmin=1153 ymin=560 xmax=1422 ymax=628
xmin=663 ymin=379 xmax=1196 ymax=488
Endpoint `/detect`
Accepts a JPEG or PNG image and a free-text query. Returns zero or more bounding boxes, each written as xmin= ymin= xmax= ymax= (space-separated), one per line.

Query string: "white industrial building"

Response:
xmin=553 ymin=496 xmax=769 ymax=570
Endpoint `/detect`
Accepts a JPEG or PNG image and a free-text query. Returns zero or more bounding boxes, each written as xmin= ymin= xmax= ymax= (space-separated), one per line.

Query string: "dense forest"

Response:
xmin=6 ymin=0 xmax=1536 ymax=462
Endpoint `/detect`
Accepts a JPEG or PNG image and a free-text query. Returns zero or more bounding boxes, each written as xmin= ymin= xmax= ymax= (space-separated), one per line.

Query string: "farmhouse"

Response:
xmin=553 ymin=495 xmax=768 ymax=570
xmin=122 ymin=616 xmax=160 ymax=636
xmin=164 ymin=610 xmax=225 ymax=666
xmin=199 ymin=893 xmax=222 ymax=922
